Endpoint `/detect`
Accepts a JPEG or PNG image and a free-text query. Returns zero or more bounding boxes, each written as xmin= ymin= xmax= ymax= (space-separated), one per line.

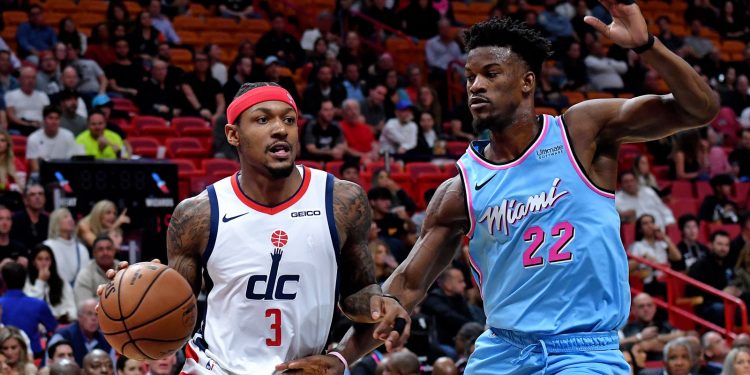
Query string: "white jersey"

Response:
xmin=196 ymin=166 xmax=339 ymax=374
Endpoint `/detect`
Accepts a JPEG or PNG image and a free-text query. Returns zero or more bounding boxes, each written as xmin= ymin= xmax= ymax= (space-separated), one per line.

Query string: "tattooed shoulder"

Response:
xmin=167 ymin=191 xmax=210 ymax=295
xmin=332 ymin=179 xmax=371 ymax=245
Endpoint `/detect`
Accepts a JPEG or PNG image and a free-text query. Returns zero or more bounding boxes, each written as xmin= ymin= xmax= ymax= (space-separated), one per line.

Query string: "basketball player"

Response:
xmin=277 ymin=1 xmax=719 ymax=374
xmin=99 ymin=82 xmax=409 ymax=374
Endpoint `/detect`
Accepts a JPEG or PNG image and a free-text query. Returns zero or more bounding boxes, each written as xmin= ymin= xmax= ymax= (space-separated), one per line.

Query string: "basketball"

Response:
xmin=97 ymin=262 xmax=197 ymax=360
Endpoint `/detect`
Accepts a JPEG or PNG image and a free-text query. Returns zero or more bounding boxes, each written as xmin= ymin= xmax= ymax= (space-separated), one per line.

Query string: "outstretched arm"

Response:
xmin=167 ymin=192 xmax=210 ymax=296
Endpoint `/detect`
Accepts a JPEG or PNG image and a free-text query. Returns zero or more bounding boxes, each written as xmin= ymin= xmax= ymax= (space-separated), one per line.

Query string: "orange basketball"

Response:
xmin=98 ymin=262 xmax=197 ymax=360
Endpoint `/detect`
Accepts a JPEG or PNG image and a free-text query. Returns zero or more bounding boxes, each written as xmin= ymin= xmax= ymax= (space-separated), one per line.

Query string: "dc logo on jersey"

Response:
xmin=246 ymin=230 xmax=300 ymax=300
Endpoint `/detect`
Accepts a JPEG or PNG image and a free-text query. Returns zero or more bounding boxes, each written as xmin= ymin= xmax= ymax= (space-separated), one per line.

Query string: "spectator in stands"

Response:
xmin=261 ymin=56 xmax=301 ymax=104
xmin=361 ymin=0 xmax=399 ymax=39
xmin=559 ymin=41 xmax=588 ymax=91
xmin=75 ymin=111 xmax=127 ymax=160
xmin=302 ymin=65 xmax=346 ymax=116
xmin=699 ymin=174 xmax=740 ymax=224
xmin=380 ymin=101 xmax=418 ymax=155
xmin=0 ymin=39 xmax=20 ymax=71
xmin=301 ymin=11 xmax=338 ymax=54
xmin=629 ymin=213 xmax=681 ymax=297
xmin=24 ymin=244 xmax=76 ymax=323
xmin=36 ymin=52 xmax=61 ymax=97
xmin=718 ymin=1 xmax=748 ymax=41
xmin=48 ymin=299 xmax=111 ymax=368
xmin=128 ymin=11 xmax=162 ymax=59
xmin=10 ymin=184 xmax=48 ymax=250
xmin=81 ymin=350 xmax=113 ymax=375
xmin=105 ymin=38 xmax=143 ymax=99
xmin=339 ymin=162 xmax=360 ymax=185
xmin=16 ymin=5 xmax=57 ymax=62
xmin=67 ymin=47 xmax=107 ymax=103
xmin=342 ymin=63 xmax=366 ymax=102
xmin=656 ymin=16 xmax=684 ymax=54
xmin=649 ymin=337 xmax=695 ymax=375
xmin=57 ymin=18 xmax=86 ymax=57
xmin=623 ymin=293 xmax=684 ymax=361
xmin=147 ymin=0 xmax=180 ymax=45
xmin=718 ymin=67 xmax=737 ymax=103
xmin=703 ymin=331 xmax=730 ymax=373
xmin=421 ymin=267 xmax=475 ymax=359
xmin=400 ymin=0 xmax=440 ymax=40
xmin=539 ymin=0 xmax=575 ymax=45
xmin=0 ymin=132 xmax=24 ymax=197
xmin=205 ymin=44 xmax=227 ymax=86
xmin=672 ymin=214 xmax=710 ymax=271
xmin=683 ymin=19 xmax=716 ymax=61
xmin=55 ymin=67 xmax=88 ymax=119
xmin=136 ymin=60 xmax=180 ymax=120
xmin=106 ymin=1 xmax=131 ymax=30
xmin=616 ymin=171 xmax=676 ymax=228
xmin=361 ymin=83 xmax=388 ymax=132
xmin=408 ymin=111 xmax=438 ymax=161
xmin=733 ymin=214 xmax=750 ymax=260
xmin=155 ymin=42 xmax=184 ymax=89
xmin=57 ymin=90 xmax=87 ymax=136
xmin=256 ymin=13 xmax=304 ymax=70
xmin=415 ymin=85 xmax=442 ymax=129
xmin=44 ymin=208 xmax=89 ymax=286
xmin=724 ymin=347 xmax=750 ymax=374
xmin=222 ymin=56 xmax=253 ymax=104
xmin=218 ymin=0 xmax=259 ymax=20
xmin=302 ymin=100 xmax=346 ymax=161
xmin=47 ymin=340 xmax=75 ymax=365
xmin=671 ymin=129 xmax=709 ymax=181
xmin=727 ymin=75 xmax=750 ymax=118
xmin=116 ymin=356 xmax=144 ymax=375
xmin=535 ymin=62 xmax=569 ymax=111
xmin=145 ymin=353 xmax=175 ymax=375
xmin=688 ymin=231 xmax=735 ymax=326
xmin=730 ymin=129 xmax=750 ymax=181
xmin=0 ymin=327 xmax=38 ymax=374
xmin=732 ymin=243 xmax=750 ymax=297
xmin=82 ymin=28 xmax=116 ymax=74
xmin=368 ymin=187 xmax=413 ymax=262
xmin=584 ymin=41 xmax=627 ymax=91
xmin=73 ymin=235 xmax=119 ymax=303
xmin=0 ymin=206 xmax=27 ymax=264
xmin=369 ymin=240 xmax=396 ymax=285
xmin=338 ymin=31 xmax=376 ymax=75
xmin=181 ymin=52 xmax=225 ymax=124
xmin=0 ymin=50 xmax=18 ymax=101
xmin=77 ymin=200 xmax=129 ymax=249
xmin=26 ymin=106 xmax=75 ymax=175
xmin=0 ymin=262 xmax=57 ymax=358
xmin=340 ymin=99 xmax=377 ymax=161
xmin=632 ymin=155 xmax=661 ymax=193
xmin=5 ymin=66 xmax=50 ymax=136
xmin=49 ymin=359 xmax=80 ymax=375
xmin=431 ymin=357 xmax=457 ymax=375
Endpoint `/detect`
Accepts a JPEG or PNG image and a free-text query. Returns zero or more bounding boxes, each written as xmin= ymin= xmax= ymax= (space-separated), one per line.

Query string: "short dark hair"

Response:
xmin=710 ymin=174 xmax=733 ymax=188
xmin=92 ymin=234 xmax=113 ymax=249
xmin=741 ymin=213 xmax=750 ymax=228
xmin=28 ymin=4 xmax=42 ymax=14
xmin=367 ymin=187 xmax=392 ymax=201
xmin=463 ymin=17 xmax=551 ymax=76
xmin=87 ymin=109 xmax=105 ymax=121
xmin=710 ymin=230 xmax=730 ymax=242
xmin=231 ymin=82 xmax=283 ymax=125
xmin=271 ymin=12 xmax=285 ymax=20
xmin=43 ymin=105 xmax=62 ymax=118
xmin=59 ymin=89 xmax=78 ymax=101
xmin=47 ymin=340 xmax=73 ymax=359
xmin=0 ymin=50 xmax=10 ymax=59
xmin=619 ymin=171 xmax=635 ymax=182
xmin=339 ymin=161 xmax=359 ymax=176
xmin=678 ymin=214 xmax=699 ymax=232
xmin=1 ymin=262 xmax=26 ymax=290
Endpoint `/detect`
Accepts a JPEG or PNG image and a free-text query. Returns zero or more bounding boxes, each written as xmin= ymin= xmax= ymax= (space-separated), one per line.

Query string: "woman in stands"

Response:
xmin=57 ymin=18 xmax=86 ymax=57
xmin=415 ymin=85 xmax=442 ymax=129
xmin=24 ymin=245 xmax=77 ymax=324
xmin=723 ymin=346 xmax=750 ymax=375
xmin=368 ymin=240 xmax=397 ymax=285
xmin=128 ymin=11 xmax=162 ymax=59
xmin=44 ymin=208 xmax=89 ymax=286
xmin=671 ymin=129 xmax=709 ymax=181
xmin=116 ymin=355 xmax=145 ymax=375
xmin=632 ymin=154 xmax=663 ymax=195
xmin=0 ymin=130 xmax=26 ymax=193
xmin=0 ymin=327 xmax=36 ymax=375
xmin=76 ymin=200 xmax=130 ymax=248
xmin=629 ymin=214 xmax=682 ymax=297
xmin=85 ymin=23 xmax=117 ymax=68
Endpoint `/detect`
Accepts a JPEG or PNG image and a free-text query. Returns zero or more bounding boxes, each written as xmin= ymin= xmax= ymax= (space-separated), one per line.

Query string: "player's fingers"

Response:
xmin=105 ymin=269 xmax=117 ymax=279
xmin=151 ymin=258 xmax=162 ymax=264
xmin=117 ymin=261 xmax=129 ymax=270
xmin=370 ymin=295 xmax=383 ymax=321
xmin=583 ymin=15 xmax=609 ymax=36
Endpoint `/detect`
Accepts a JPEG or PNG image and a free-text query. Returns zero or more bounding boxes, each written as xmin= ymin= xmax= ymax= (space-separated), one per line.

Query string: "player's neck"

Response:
xmin=238 ymin=166 xmax=303 ymax=206
xmin=485 ymin=111 xmax=541 ymax=163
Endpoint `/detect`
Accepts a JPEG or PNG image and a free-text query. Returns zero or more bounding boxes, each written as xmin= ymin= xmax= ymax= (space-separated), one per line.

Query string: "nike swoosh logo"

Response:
xmin=222 ymin=212 xmax=249 ymax=223
xmin=475 ymin=174 xmax=497 ymax=191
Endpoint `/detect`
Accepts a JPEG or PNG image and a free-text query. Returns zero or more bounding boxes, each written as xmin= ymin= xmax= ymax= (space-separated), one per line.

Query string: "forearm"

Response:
xmin=98 ymin=75 xmax=108 ymax=93
xmin=641 ymin=39 xmax=718 ymax=123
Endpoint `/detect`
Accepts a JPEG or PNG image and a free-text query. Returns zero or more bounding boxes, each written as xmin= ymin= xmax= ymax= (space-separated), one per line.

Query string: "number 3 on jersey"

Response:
xmin=523 ymin=222 xmax=575 ymax=268
xmin=266 ymin=308 xmax=281 ymax=346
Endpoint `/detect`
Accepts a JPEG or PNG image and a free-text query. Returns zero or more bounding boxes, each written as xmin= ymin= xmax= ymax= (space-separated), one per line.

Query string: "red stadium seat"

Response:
xmin=621 ymin=222 xmax=636 ymax=249
xmin=129 ymin=136 xmax=160 ymax=158
xmin=189 ymin=174 xmax=223 ymax=195
xmin=10 ymin=135 xmax=26 ymax=158
xmin=166 ymin=137 xmax=208 ymax=159
xmin=135 ymin=116 xmax=178 ymax=142
xmin=670 ymin=181 xmax=694 ymax=199
xmin=173 ymin=117 xmax=211 ymax=136
xmin=414 ymin=172 xmax=450 ymax=209
xmin=695 ymin=181 xmax=713 ymax=202
xmin=707 ymin=223 xmax=741 ymax=240
xmin=446 ymin=141 xmax=469 ymax=156
xmin=733 ymin=182 xmax=749 ymax=207
xmin=405 ymin=162 xmax=441 ymax=177
xmin=202 ymin=159 xmax=239 ymax=178
xmin=668 ymin=198 xmax=699 ymax=222
xmin=324 ymin=160 xmax=346 ymax=177
xmin=297 ymin=160 xmax=322 ymax=170
xmin=665 ymin=224 xmax=681 ymax=244
xmin=364 ymin=159 xmax=403 ymax=174
xmin=111 ymin=97 xmax=139 ymax=115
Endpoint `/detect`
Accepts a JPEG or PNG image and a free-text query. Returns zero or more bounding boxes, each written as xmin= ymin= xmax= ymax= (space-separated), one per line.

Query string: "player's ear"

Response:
xmin=225 ymin=123 xmax=239 ymax=146
xmin=521 ymin=71 xmax=535 ymax=95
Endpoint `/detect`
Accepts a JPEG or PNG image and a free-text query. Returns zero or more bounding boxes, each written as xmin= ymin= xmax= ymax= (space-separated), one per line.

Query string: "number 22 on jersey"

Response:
xmin=522 ymin=222 xmax=575 ymax=268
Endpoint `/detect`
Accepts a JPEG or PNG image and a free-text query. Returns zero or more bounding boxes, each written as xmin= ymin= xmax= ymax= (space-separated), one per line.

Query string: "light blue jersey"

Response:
xmin=456 ymin=114 xmax=630 ymax=335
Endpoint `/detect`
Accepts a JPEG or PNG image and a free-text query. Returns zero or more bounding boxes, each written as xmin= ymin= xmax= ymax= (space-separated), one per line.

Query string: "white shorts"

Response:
xmin=181 ymin=337 xmax=287 ymax=375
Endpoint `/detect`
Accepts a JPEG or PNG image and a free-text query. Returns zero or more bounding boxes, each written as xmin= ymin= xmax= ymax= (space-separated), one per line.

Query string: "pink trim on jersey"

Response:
xmin=467 ymin=114 xmax=549 ymax=170
xmin=464 ymin=244 xmax=484 ymax=300
xmin=456 ymin=159 xmax=475 ymax=238
xmin=556 ymin=116 xmax=616 ymax=199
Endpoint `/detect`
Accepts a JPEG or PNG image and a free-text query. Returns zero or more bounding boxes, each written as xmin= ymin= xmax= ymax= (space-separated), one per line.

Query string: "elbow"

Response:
xmin=686 ymin=90 xmax=721 ymax=126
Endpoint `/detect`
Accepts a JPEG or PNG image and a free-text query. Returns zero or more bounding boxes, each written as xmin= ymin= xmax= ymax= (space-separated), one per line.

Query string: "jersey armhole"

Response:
xmin=558 ymin=114 xmax=616 ymax=199
xmin=455 ymin=160 xmax=475 ymax=239
xmin=324 ymin=173 xmax=341 ymax=305
xmin=201 ymin=185 xmax=220 ymax=266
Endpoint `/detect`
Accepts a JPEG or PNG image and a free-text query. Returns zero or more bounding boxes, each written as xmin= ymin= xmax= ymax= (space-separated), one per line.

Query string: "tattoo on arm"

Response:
xmin=333 ymin=180 xmax=380 ymax=316
xmin=167 ymin=192 xmax=210 ymax=296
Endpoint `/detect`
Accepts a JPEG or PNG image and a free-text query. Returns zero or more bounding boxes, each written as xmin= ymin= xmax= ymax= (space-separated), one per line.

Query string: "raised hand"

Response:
xmin=274 ymin=354 xmax=345 ymax=375
xmin=583 ymin=0 xmax=650 ymax=48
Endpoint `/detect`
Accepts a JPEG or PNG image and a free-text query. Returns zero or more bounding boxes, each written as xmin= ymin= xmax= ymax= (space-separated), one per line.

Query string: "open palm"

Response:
xmin=584 ymin=0 xmax=650 ymax=48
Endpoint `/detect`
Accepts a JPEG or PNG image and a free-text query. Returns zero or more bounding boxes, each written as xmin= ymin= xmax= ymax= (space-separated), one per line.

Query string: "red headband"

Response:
xmin=226 ymin=86 xmax=298 ymax=124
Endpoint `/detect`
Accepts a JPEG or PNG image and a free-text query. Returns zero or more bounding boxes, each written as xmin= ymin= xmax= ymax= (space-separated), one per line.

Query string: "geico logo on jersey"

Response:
xmin=246 ymin=230 xmax=300 ymax=301
xmin=290 ymin=210 xmax=321 ymax=218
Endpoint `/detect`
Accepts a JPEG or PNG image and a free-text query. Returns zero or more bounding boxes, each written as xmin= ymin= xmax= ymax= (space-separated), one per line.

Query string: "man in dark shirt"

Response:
xmin=302 ymin=65 xmax=347 ymax=116
xmin=732 ymin=214 xmax=750 ymax=261
xmin=368 ymin=187 xmax=414 ymax=262
xmin=136 ymin=59 xmax=180 ymax=120
xmin=622 ymin=293 xmax=684 ymax=361
xmin=360 ymin=83 xmax=387 ymax=133
xmin=10 ymin=184 xmax=48 ymax=251
xmin=421 ymin=267 xmax=475 ymax=360
xmin=0 ymin=206 xmax=28 ymax=264
xmin=155 ymin=42 xmax=184 ymax=90
xmin=671 ymin=214 xmax=710 ymax=271
xmin=223 ymin=56 xmax=253 ymax=104
xmin=262 ymin=56 xmax=301 ymax=104
xmin=687 ymin=230 xmax=736 ymax=326
xmin=301 ymin=100 xmax=345 ymax=161
xmin=256 ymin=13 xmax=304 ymax=70
xmin=699 ymin=174 xmax=740 ymax=224
xmin=104 ymin=38 xmax=144 ymax=99
xmin=730 ymin=129 xmax=750 ymax=181
xmin=181 ymin=51 xmax=224 ymax=124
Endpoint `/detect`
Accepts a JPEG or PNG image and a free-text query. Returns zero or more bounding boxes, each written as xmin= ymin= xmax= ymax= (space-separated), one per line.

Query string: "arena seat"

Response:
xmin=134 ymin=116 xmax=178 ymax=141
xmin=364 ymin=159 xmax=403 ymax=174
xmin=172 ymin=116 xmax=212 ymax=140
xmin=670 ymin=181 xmax=694 ymax=199
xmin=446 ymin=141 xmax=469 ymax=156
xmin=297 ymin=160 xmax=322 ymax=170
xmin=668 ymin=198 xmax=699 ymax=222
xmin=707 ymin=223 xmax=741 ymax=240
xmin=324 ymin=160 xmax=345 ymax=177
xmin=695 ymin=181 xmax=713 ymax=202
xmin=166 ymin=137 xmax=208 ymax=160
xmin=414 ymin=172 xmax=450 ymax=209
xmin=202 ymin=159 xmax=240 ymax=177
xmin=405 ymin=162 xmax=441 ymax=177
xmin=129 ymin=136 xmax=160 ymax=158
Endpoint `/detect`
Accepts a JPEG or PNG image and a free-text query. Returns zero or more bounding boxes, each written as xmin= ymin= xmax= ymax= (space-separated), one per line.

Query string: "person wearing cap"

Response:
xmin=75 ymin=111 xmax=127 ymax=160
xmin=26 ymin=105 xmax=79 ymax=174
xmin=58 ymin=90 xmax=87 ymax=136
xmin=699 ymin=174 xmax=740 ymax=225
xmin=92 ymin=95 xmax=133 ymax=158
xmin=261 ymin=56 xmax=301 ymax=104
xmin=379 ymin=100 xmax=418 ymax=155
xmin=99 ymin=81 xmax=409 ymax=375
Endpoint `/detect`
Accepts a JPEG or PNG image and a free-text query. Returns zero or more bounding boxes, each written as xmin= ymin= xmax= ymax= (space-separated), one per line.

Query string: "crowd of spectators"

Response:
xmin=0 ymin=0 xmax=749 ymax=373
